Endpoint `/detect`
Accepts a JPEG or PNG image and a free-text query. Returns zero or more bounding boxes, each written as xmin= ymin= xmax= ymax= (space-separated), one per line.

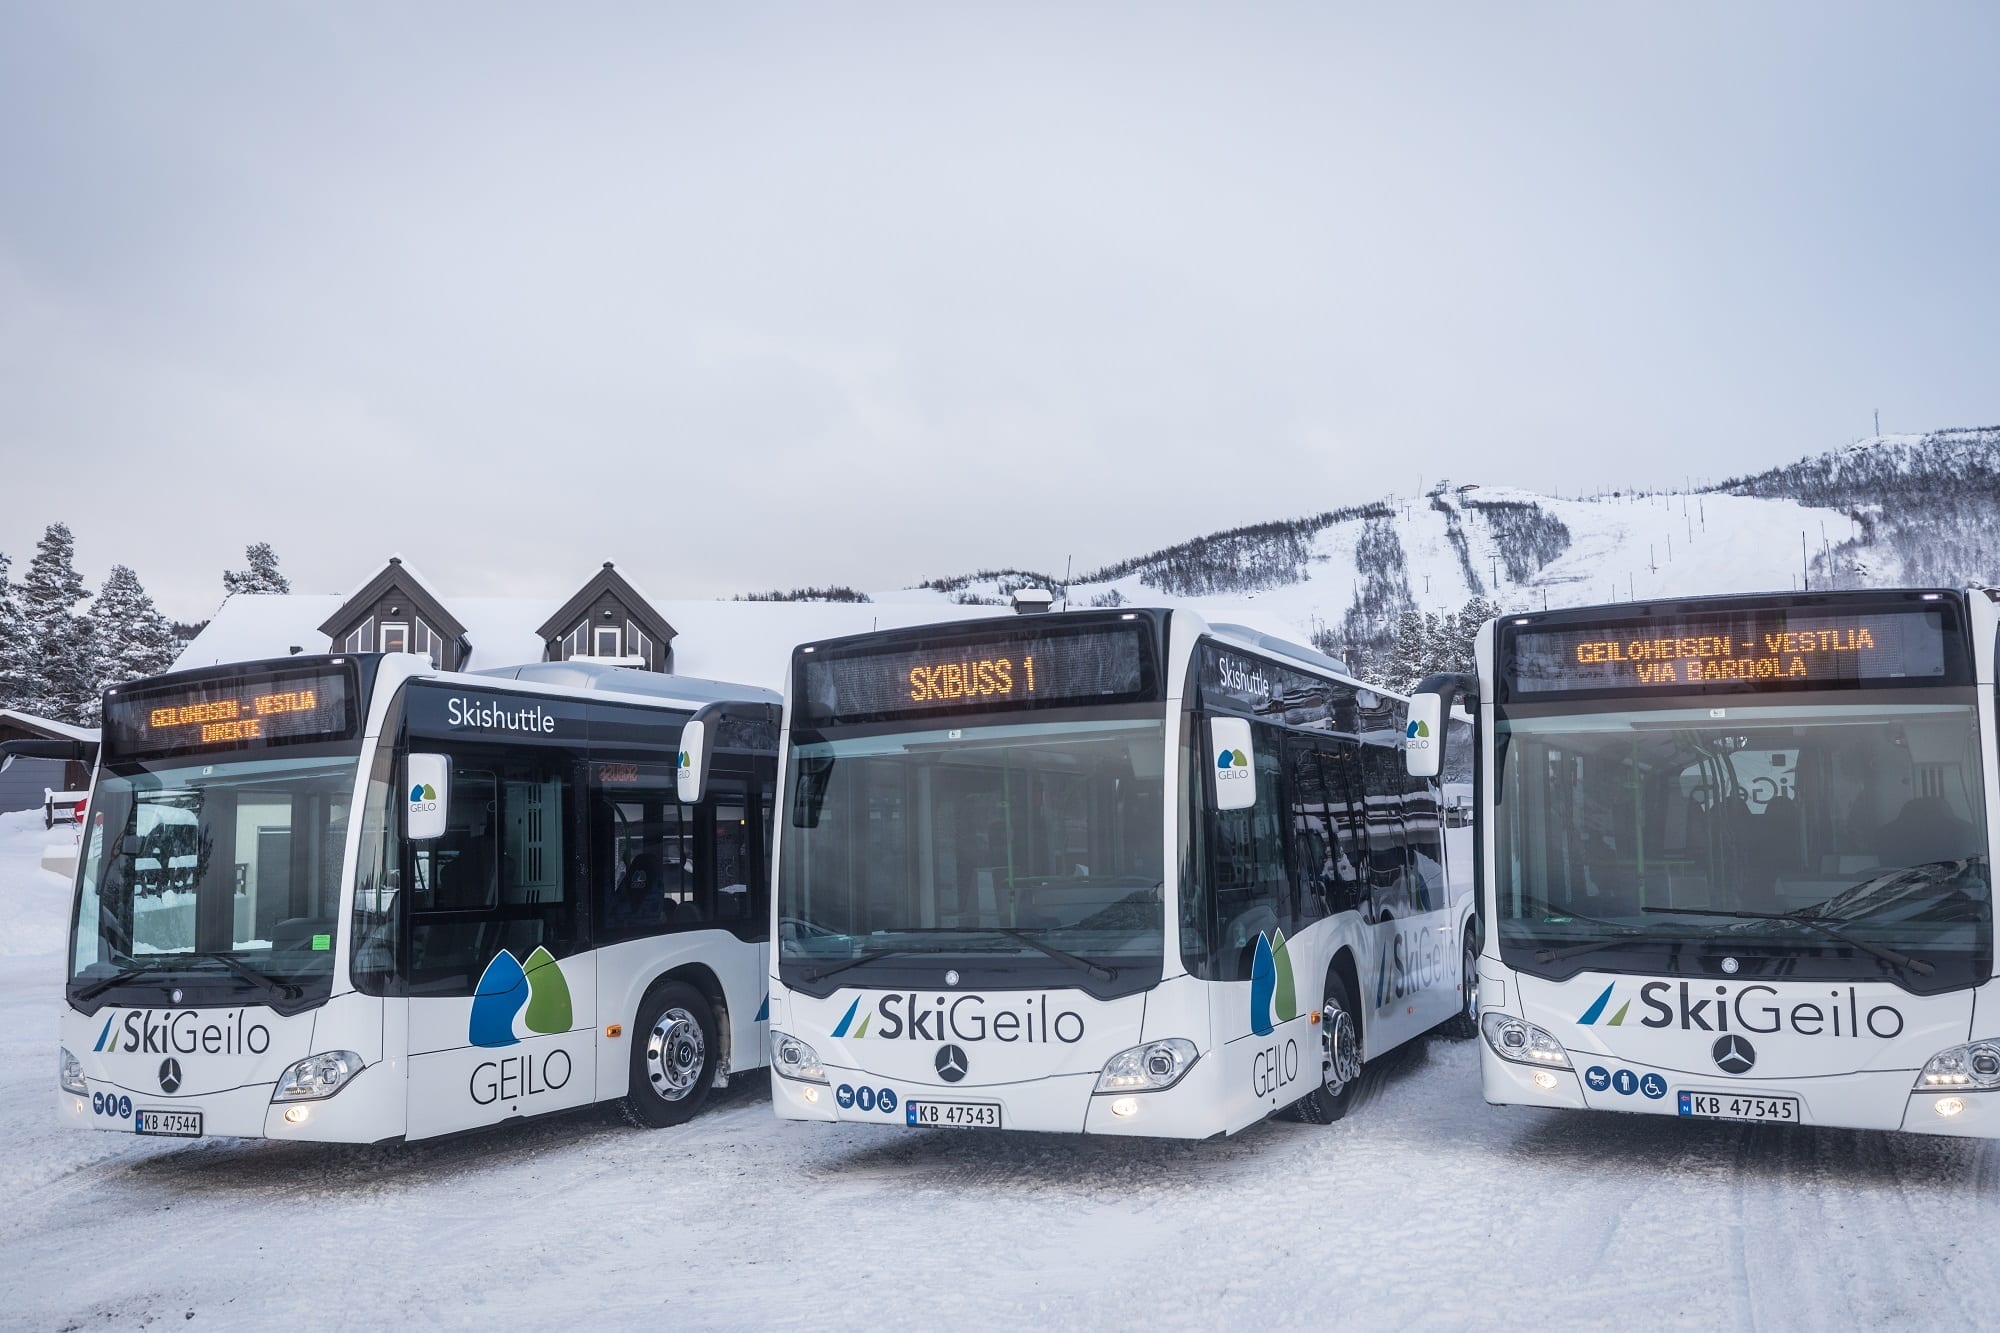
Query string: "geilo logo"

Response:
xmin=676 ymin=750 xmax=690 ymax=771
xmin=408 ymin=782 xmax=438 ymax=814
xmin=1215 ymin=747 xmax=1251 ymax=781
xmin=469 ymin=947 xmax=574 ymax=1047
xmin=1404 ymin=718 xmax=1432 ymax=754
xmin=1249 ymin=930 xmax=1299 ymax=1037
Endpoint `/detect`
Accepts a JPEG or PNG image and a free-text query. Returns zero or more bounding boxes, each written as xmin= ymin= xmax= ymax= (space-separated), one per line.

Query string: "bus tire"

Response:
xmin=622 ymin=980 xmax=719 ymax=1128
xmin=1291 ymin=970 xmax=1362 ymax=1124
xmin=1438 ymin=933 xmax=1480 ymax=1040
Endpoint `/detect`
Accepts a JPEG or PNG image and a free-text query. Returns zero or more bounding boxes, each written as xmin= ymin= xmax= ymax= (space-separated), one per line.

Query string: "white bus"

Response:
xmin=1404 ymin=587 xmax=2000 ymax=1136
xmin=60 ymin=653 xmax=781 ymax=1142
xmin=750 ymin=607 xmax=1476 ymax=1138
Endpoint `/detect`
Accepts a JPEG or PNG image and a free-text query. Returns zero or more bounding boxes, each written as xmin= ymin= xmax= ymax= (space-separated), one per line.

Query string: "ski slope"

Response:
xmin=873 ymin=488 xmax=1860 ymax=654
xmin=4 ymin=810 xmax=1998 ymax=1329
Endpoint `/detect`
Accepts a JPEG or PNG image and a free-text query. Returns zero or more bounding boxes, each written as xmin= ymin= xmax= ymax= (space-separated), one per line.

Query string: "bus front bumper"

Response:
xmin=1479 ymin=1047 xmax=2000 ymax=1137
xmin=772 ymin=1053 xmax=1231 ymax=1139
xmin=59 ymin=1072 xmax=393 ymax=1143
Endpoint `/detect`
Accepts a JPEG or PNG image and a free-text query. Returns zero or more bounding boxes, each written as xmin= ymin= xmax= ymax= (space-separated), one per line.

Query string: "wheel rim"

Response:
xmin=646 ymin=1007 xmax=706 ymax=1102
xmin=1464 ymin=944 xmax=1480 ymax=1023
xmin=1321 ymin=995 xmax=1361 ymax=1093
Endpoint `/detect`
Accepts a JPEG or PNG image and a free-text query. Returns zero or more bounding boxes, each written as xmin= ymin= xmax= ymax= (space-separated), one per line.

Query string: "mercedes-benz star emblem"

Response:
xmin=158 ymin=1058 xmax=183 ymax=1094
xmin=1712 ymin=1035 xmax=1756 ymax=1075
xmin=934 ymin=1044 xmax=969 ymax=1083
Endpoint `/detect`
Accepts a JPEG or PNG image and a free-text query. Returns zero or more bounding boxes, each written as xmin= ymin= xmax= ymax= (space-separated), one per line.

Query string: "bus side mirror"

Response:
xmin=1404 ymin=693 xmax=1444 ymax=780
xmin=676 ymin=718 xmax=710 ymax=804
xmin=406 ymin=753 xmax=450 ymax=840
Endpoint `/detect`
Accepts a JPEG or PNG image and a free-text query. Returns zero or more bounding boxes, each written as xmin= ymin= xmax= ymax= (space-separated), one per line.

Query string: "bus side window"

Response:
xmin=588 ymin=762 xmax=690 ymax=943
xmin=1206 ymin=722 xmax=1289 ymax=981
xmin=406 ymin=750 xmax=582 ymax=995
xmin=707 ymin=778 xmax=751 ymax=928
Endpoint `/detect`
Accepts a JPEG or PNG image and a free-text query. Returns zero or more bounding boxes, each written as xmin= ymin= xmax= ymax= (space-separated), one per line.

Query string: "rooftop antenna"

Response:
xmin=1062 ymin=555 xmax=1072 ymax=611
xmin=1874 ymin=408 xmax=1881 ymax=437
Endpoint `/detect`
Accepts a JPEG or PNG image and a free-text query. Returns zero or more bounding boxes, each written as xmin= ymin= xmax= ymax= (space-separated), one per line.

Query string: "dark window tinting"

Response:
xmin=405 ymin=747 xmax=581 ymax=995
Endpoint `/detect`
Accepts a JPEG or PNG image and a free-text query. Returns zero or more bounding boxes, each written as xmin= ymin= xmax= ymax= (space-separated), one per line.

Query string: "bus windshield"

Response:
xmin=1495 ymin=699 xmax=1991 ymax=992
xmin=777 ymin=716 xmax=1166 ymax=992
xmin=70 ymin=752 xmax=360 ymax=1010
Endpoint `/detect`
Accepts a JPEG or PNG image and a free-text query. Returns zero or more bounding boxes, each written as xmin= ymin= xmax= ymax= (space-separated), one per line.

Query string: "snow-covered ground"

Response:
xmin=5 ymin=810 xmax=1997 ymax=1329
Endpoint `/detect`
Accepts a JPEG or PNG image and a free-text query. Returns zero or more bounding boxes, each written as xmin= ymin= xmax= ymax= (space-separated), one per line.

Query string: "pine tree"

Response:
xmin=0 ymin=552 xmax=26 ymax=710
xmin=223 ymin=542 xmax=291 ymax=598
xmin=18 ymin=522 xmax=96 ymax=723
xmin=92 ymin=565 xmax=180 ymax=696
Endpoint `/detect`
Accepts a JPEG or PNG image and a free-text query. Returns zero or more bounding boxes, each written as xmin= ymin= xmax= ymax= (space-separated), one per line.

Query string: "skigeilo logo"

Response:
xmin=1576 ymin=981 xmax=1905 ymax=1040
xmin=1249 ymin=930 xmax=1298 ymax=1037
xmin=829 ymin=992 xmax=1085 ymax=1044
xmin=1577 ymin=984 xmax=1632 ymax=1027
xmin=469 ymin=947 xmax=574 ymax=1047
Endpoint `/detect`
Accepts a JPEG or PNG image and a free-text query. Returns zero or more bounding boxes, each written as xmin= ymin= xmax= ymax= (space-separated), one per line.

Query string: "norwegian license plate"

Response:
xmin=1678 ymin=1091 xmax=1799 ymax=1124
xmin=134 ymin=1109 xmax=203 ymax=1137
xmin=906 ymin=1100 xmax=1001 ymax=1129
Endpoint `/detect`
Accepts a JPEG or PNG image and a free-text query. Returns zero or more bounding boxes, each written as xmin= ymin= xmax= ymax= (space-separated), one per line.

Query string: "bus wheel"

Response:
xmin=1292 ymin=971 xmax=1362 ymax=1124
xmin=1439 ymin=935 xmax=1479 ymax=1040
xmin=623 ymin=981 xmax=719 ymax=1128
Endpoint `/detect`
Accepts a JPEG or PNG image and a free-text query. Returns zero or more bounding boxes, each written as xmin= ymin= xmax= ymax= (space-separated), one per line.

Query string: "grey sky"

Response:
xmin=3 ymin=3 xmax=1996 ymax=621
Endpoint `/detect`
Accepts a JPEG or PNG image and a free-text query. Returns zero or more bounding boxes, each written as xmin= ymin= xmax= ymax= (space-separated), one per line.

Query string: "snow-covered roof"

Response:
xmin=168 ymin=592 xmax=1015 ymax=692
xmin=170 ymin=595 xmax=346 ymax=673
xmin=0 ymin=710 xmax=100 ymax=743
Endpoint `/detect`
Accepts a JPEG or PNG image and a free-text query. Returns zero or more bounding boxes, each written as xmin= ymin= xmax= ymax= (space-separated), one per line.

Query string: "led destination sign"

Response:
xmin=105 ymin=666 xmax=356 ymax=759
xmin=799 ymin=622 xmax=1153 ymax=726
xmin=1509 ymin=609 xmax=1950 ymax=695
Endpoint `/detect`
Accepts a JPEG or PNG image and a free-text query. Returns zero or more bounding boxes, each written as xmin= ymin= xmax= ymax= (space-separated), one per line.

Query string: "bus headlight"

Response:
xmin=771 ymin=1032 xmax=827 ymax=1084
xmin=1480 ymin=1012 xmax=1571 ymax=1068
xmin=1094 ymin=1039 xmax=1199 ymax=1093
xmin=1918 ymin=1041 xmax=2000 ymax=1090
xmin=60 ymin=1047 xmax=87 ymax=1096
xmin=272 ymin=1051 xmax=364 ymax=1102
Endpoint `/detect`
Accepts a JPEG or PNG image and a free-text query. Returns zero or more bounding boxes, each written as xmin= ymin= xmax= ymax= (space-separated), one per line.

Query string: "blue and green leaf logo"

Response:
xmin=469 ymin=947 xmax=574 ymax=1047
xmin=1576 ymin=984 xmax=1630 ymax=1027
xmin=1249 ymin=930 xmax=1298 ymax=1036
xmin=1216 ymin=748 xmax=1248 ymax=769
xmin=676 ymin=750 xmax=690 ymax=770
xmin=409 ymin=783 xmax=437 ymax=802
xmin=1404 ymin=719 xmax=1429 ymax=740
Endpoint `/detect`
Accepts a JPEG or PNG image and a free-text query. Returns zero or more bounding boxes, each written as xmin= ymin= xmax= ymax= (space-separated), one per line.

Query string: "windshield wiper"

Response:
xmin=1641 ymin=905 xmax=1935 ymax=977
xmin=72 ymin=964 xmax=160 ymax=1003
xmin=187 ymin=951 xmax=303 ymax=999
xmin=888 ymin=926 xmax=1118 ymax=982
xmin=794 ymin=948 xmax=921 ymax=985
xmin=1786 ymin=859 xmax=1986 ymax=925
xmin=1535 ymin=929 xmax=1655 ymax=964
xmin=1506 ymin=893 xmax=1639 ymax=933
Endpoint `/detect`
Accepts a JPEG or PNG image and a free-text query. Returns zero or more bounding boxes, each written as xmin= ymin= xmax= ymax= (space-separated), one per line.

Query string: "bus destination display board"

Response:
xmin=104 ymin=666 xmax=356 ymax=759
xmin=799 ymin=622 xmax=1152 ymax=726
xmin=1507 ymin=609 xmax=1949 ymax=696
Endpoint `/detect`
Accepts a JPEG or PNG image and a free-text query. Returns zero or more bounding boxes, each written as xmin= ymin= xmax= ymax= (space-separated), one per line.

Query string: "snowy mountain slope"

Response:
xmin=848 ymin=428 xmax=1991 ymax=657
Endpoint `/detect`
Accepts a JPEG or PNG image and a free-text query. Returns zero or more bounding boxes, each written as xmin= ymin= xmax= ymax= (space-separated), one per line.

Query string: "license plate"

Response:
xmin=1677 ymin=1091 xmax=1799 ymax=1124
xmin=134 ymin=1109 xmax=203 ymax=1137
xmin=905 ymin=1100 xmax=1001 ymax=1129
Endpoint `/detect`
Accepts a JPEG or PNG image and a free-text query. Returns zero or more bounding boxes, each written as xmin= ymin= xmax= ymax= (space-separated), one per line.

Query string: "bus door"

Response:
xmin=401 ymin=744 xmax=597 ymax=1138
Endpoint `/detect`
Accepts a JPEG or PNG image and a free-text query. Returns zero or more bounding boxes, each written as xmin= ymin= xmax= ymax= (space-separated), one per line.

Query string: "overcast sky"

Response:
xmin=3 ymin=3 xmax=1996 ymax=621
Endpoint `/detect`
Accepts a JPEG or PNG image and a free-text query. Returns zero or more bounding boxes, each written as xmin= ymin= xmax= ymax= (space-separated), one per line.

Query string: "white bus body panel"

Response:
xmin=61 ymin=655 xmax=777 ymax=1144
xmin=1472 ymin=594 xmax=2000 ymax=1139
xmin=1479 ymin=967 xmax=2000 ymax=1136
